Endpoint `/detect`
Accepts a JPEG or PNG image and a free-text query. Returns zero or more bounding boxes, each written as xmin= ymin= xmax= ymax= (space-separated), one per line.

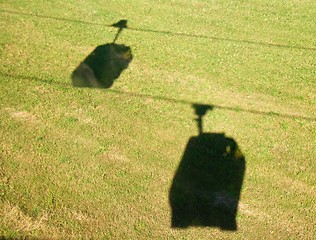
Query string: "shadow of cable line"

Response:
xmin=1 ymin=72 xmax=315 ymax=122
xmin=1 ymin=9 xmax=111 ymax=27
xmin=126 ymin=27 xmax=316 ymax=51
xmin=0 ymin=72 xmax=69 ymax=87
xmin=107 ymin=89 xmax=316 ymax=122
xmin=2 ymin=9 xmax=315 ymax=51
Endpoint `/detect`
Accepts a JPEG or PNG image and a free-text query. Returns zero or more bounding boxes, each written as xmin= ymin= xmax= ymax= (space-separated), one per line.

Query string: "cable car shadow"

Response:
xmin=71 ymin=20 xmax=132 ymax=88
xmin=169 ymin=104 xmax=246 ymax=231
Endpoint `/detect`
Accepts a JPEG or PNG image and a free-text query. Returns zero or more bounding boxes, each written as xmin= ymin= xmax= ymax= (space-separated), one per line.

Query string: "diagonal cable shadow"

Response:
xmin=1 ymin=9 xmax=315 ymax=51
xmin=1 ymin=72 xmax=315 ymax=122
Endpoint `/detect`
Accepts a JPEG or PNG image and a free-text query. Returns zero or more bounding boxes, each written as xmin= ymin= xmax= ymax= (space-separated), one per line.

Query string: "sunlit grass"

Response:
xmin=0 ymin=0 xmax=315 ymax=239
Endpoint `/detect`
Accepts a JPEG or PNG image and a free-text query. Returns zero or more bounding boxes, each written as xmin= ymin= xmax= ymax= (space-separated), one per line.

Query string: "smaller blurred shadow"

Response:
xmin=72 ymin=20 xmax=132 ymax=88
xmin=169 ymin=104 xmax=245 ymax=230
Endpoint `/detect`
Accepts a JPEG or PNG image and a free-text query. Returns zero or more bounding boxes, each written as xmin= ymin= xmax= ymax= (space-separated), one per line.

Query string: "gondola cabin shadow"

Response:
xmin=72 ymin=20 xmax=132 ymax=88
xmin=169 ymin=104 xmax=246 ymax=231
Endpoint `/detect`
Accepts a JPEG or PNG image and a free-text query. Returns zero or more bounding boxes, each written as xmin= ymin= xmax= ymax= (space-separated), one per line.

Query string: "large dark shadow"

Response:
xmin=169 ymin=104 xmax=246 ymax=230
xmin=71 ymin=20 xmax=132 ymax=88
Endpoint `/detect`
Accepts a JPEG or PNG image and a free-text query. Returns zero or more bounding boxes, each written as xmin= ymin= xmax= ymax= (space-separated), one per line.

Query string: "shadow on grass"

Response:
xmin=2 ymin=9 xmax=316 ymax=51
xmin=0 ymin=236 xmax=50 ymax=240
xmin=71 ymin=43 xmax=132 ymax=88
xmin=1 ymin=72 xmax=315 ymax=122
xmin=71 ymin=20 xmax=132 ymax=88
xmin=169 ymin=104 xmax=245 ymax=230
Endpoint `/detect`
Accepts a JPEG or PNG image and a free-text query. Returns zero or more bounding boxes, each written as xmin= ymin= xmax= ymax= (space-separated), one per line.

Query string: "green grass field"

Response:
xmin=1 ymin=1 xmax=315 ymax=239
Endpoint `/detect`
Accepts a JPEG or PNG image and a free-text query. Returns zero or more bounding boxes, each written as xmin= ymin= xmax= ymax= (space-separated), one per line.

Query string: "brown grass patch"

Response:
xmin=4 ymin=108 xmax=38 ymax=123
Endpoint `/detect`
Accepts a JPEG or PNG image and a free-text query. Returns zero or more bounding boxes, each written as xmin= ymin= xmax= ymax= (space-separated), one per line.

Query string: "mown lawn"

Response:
xmin=0 ymin=0 xmax=315 ymax=239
